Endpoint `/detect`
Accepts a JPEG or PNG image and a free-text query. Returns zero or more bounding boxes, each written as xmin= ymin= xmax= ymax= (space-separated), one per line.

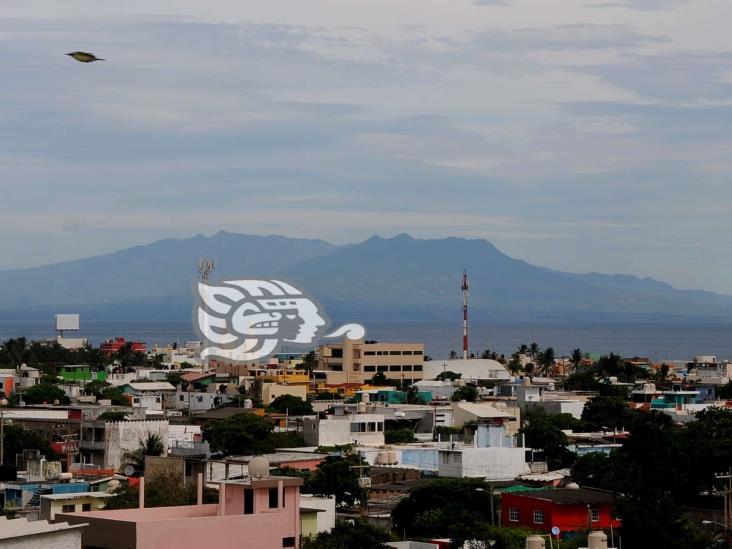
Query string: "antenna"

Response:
xmin=197 ymin=256 xmax=215 ymax=372
xmin=198 ymin=256 xmax=215 ymax=284
xmin=462 ymin=270 xmax=469 ymax=360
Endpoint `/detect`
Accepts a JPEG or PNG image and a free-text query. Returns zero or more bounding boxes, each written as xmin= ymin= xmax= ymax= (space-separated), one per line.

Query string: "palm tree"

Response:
xmin=529 ymin=342 xmax=540 ymax=362
xmin=569 ymin=348 xmax=583 ymax=374
xmin=123 ymin=433 xmax=165 ymax=474
xmin=507 ymin=353 xmax=522 ymax=376
xmin=538 ymin=347 xmax=556 ymax=377
xmin=517 ymin=344 xmax=529 ymax=356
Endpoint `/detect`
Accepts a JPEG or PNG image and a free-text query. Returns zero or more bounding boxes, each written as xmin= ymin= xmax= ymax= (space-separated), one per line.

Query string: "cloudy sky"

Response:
xmin=2 ymin=0 xmax=731 ymax=293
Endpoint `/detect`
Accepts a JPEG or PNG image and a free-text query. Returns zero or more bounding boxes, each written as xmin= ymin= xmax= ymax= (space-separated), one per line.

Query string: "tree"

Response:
xmin=97 ymin=411 xmax=129 ymax=422
xmin=507 ymin=353 xmax=522 ymax=376
xmin=105 ymin=466 xmax=218 ymax=510
xmin=563 ymin=367 xmax=600 ymax=391
xmin=520 ymin=407 xmax=575 ymax=470
xmin=528 ymin=342 xmax=540 ymax=361
xmin=302 ymin=519 xmax=393 ymax=549
xmin=392 ymin=478 xmax=494 ymax=546
xmin=202 ymin=413 xmax=275 ymax=456
xmin=308 ymin=454 xmax=367 ymax=508
xmin=299 ymin=351 xmax=318 ymax=372
xmin=100 ymin=386 xmax=130 ymax=406
xmin=15 ymin=382 xmax=69 ymax=405
xmin=595 ymin=352 xmax=623 ymax=378
xmin=570 ymin=348 xmax=583 ymax=372
xmin=436 ymin=371 xmax=462 ymax=382
xmin=1 ymin=424 xmax=54 ymax=462
xmin=537 ymin=347 xmax=555 ymax=376
xmin=385 ymin=428 xmax=416 ymax=444
xmin=370 ymin=373 xmax=390 ymax=386
xmin=581 ymin=396 xmax=633 ymax=431
xmin=84 ymin=380 xmax=111 ymax=398
xmin=451 ymin=385 xmax=478 ymax=402
xmin=266 ymin=394 xmax=313 ymax=415
xmin=718 ymin=382 xmax=732 ymax=399
xmin=123 ymin=433 xmax=165 ymax=474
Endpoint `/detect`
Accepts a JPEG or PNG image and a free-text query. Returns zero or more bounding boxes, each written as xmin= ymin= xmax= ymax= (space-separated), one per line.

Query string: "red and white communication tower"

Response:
xmin=462 ymin=270 xmax=469 ymax=360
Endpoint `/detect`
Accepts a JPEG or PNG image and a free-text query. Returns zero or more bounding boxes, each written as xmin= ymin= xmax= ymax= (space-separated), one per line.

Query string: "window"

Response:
xmin=269 ymin=487 xmax=279 ymax=508
xmin=590 ymin=509 xmax=600 ymax=522
xmin=509 ymin=508 xmax=520 ymax=522
xmin=364 ymin=366 xmax=376 ymax=372
xmin=62 ymin=504 xmax=75 ymax=513
xmin=331 ymin=349 xmax=343 ymax=358
xmin=244 ymin=489 xmax=254 ymax=514
xmin=454 ymin=453 xmax=462 ymax=464
xmin=282 ymin=537 xmax=296 ymax=547
xmin=179 ymin=394 xmax=184 ymax=401
xmin=389 ymin=350 xmax=401 ymax=355
xmin=402 ymin=350 xmax=413 ymax=355
xmin=197 ymin=396 xmax=203 ymax=403
xmin=414 ymin=350 xmax=423 ymax=355
xmin=413 ymin=365 xmax=423 ymax=371
xmin=350 ymin=422 xmax=362 ymax=433
xmin=377 ymin=422 xmax=383 ymax=431
xmin=389 ymin=365 xmax=401 ymax=372
xmin=82 ymin=503 xmax=92 ymax=512
xmin=377 ymin=365 xmax=388 ymax=372
xmin=402 ymin=365 xmax=412 ymax=371
xmin=533 ymin=510 xmax=544 ymax=525
xmin=441 ymin=453 xmax=450 ymax=464
xmin=364 ymin=351 xmax=375 ymax=356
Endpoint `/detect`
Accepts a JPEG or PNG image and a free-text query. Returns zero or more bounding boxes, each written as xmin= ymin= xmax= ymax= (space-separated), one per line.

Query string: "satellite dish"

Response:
xmin=123 ymin=465 xmax=136 ymax=477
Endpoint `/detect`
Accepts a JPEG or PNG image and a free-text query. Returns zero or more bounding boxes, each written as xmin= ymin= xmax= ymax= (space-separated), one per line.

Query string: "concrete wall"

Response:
xmin=303 ymin=414 xmax=385 ymax=447
xmin=261 ymin=383 xmax=308 ymax=405
xmin=104 ymin=420 xmax=169 ymax=471
xmin=300 ymin=494 xmax=336 ymax=534
xmin=0 ymin=529 xmax=83 ymax=549
xmin=438 ymin=447 xmax=530 ymax=480
xmin=532 ymin=400 xmax=585 ymax=420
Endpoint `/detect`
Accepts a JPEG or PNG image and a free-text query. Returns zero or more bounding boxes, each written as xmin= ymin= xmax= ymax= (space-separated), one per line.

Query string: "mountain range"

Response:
xmin=0 ymin=231 xmax=730 ymax=322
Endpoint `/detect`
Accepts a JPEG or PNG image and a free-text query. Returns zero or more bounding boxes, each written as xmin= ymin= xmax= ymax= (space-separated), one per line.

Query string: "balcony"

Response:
xmin=79 ymin=440 xmax=105 ymax=451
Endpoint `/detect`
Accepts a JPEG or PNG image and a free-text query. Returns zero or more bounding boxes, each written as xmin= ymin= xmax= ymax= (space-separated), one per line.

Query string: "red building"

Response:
xmin=100 ymin=337 xmax=147 ymax=356
xmin=501 ymin=487 xmax=621 ymax=537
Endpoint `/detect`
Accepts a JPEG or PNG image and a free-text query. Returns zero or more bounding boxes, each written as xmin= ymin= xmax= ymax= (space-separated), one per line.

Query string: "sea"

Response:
xmin=0 ymin=320 xmax=730 ymax=362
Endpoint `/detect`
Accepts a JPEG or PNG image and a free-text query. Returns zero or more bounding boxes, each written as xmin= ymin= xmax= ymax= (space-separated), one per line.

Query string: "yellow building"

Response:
xmin=40 ymin=492 xmax=112 ymax=522
xmin=316 ymin=338 xmax=425 ymax=385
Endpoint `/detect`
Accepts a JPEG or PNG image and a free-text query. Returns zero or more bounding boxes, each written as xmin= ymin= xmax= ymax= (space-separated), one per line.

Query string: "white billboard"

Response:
xmin=55 ymin=314 xmax=80 ymax=331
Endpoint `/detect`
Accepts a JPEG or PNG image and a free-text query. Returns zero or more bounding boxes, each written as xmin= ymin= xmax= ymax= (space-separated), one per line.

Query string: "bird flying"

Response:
xmin=66 ymin=51 xmax=105 ymax=63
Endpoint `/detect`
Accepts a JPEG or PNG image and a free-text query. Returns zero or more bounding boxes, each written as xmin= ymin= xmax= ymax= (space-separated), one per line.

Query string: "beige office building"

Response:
xmin=316 ymin=339 xmax=425 ymax=385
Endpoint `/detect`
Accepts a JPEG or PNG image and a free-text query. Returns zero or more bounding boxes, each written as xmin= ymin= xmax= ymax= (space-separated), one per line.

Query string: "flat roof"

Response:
xmin=507 ymin=487 xmax=615 ymax=506
xmin=41 ymin=492 xmax=113 ymax=500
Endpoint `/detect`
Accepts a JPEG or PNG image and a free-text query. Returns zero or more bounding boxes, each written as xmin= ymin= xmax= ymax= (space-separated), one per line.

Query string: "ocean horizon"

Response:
xmin=0 ymin=319 xmax=730 ymax=363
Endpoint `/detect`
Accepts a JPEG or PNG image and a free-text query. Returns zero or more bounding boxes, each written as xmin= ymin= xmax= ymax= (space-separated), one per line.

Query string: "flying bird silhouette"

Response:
xmin=66 ymin=51 xmax=105 ymax=63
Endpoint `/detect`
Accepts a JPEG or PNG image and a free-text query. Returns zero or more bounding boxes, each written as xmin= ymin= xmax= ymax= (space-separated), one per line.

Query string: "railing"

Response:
xmin=79 ymin=440 xmax=105 ymax=451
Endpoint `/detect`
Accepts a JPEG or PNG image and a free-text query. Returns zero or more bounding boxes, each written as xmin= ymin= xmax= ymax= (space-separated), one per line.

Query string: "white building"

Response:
xmin=437 ymin=446 xmax=531 ymax=480
xmin=173 ymin=391 xmax=229 ymax=412
xmin=303 ymin=412 xmax=385 ymax=447
xmin=79 ymin=419 xmax=169 ymax=470
xmin=423 ymin=359 xmax=510 ymax=383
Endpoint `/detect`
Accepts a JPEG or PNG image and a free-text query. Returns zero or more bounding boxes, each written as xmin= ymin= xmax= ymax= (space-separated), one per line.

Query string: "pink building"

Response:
xmin=57 ymin=476 xmax=303 ymax=549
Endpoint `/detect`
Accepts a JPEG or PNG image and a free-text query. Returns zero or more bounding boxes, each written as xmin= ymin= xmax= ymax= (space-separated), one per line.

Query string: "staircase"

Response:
xmin=27 ymin=487 xmax=51 ymax=507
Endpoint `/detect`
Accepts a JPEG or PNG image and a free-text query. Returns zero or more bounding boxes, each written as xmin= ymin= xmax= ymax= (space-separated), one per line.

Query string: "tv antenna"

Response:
xmin=198 ymin=256 xmax=215 ymax=283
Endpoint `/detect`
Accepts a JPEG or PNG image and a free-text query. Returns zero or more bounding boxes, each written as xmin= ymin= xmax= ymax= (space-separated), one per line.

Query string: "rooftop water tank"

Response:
xmin=248 ymin=456 xmax=270 ymax=479
xmin=525 ymin=535 xmax=546 ymax=549
xmin=588 ymin=531 xmax=608 ymax=549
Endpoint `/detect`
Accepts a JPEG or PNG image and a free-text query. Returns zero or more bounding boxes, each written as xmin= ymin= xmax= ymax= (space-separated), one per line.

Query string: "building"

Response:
xmin=500 ymin=487 xmax=621 ymax=536
xmin=100 ymin=337 xmax=147 ymax=357
xmin=423 ymin=359 xmax=510 ymax=383
xmin=173 ymin=390 xmax=230 ymax=413
xmin=261 ymin=383 xmax=308 ymax=405
xmin=303 ymin=409 xmax=385 ymax=447
xmin=299 ymin=494 xmax=336 ymax=538
xmin=0 ymin=369 xmax=15 ymax=396
xmin=58 ymin=471 xmax=303 ymax=549
xmin=40 ymin=491 xmax=111 ymax=521
xmin=79 ymin=419 xmax=169 ymax=471
xmin=451 ymin=401 xmax=521 ymax=436
xmin=0 ymin=516 xmax=86 ymax=549
xmin=122 ymin=382 xmax=176 ymax=412
xmin=53 ymin=365 xmax=107 ymax=383
xmin=316 ymin=338 xmax=425 ymax=385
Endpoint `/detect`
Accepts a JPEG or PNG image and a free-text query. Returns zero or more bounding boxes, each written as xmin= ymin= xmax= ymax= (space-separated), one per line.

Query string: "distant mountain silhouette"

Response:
xmin=0 ymin=232 xmax=730 ymax=321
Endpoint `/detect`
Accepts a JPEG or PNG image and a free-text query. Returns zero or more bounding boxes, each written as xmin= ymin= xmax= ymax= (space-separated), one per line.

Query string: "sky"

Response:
xmin=1 ymin=0 xmax=732 ymax=293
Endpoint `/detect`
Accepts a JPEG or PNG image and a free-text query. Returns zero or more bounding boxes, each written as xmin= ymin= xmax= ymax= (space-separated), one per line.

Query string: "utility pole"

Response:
xmin=1 ymin=408 xmax=4 ymax=466
xmin=716 ymin=471 xmax=732 ymax=531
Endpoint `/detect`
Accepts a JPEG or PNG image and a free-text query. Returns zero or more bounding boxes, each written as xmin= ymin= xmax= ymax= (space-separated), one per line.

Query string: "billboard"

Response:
xmin=55 ymin=314 xmax=80 ymax=332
